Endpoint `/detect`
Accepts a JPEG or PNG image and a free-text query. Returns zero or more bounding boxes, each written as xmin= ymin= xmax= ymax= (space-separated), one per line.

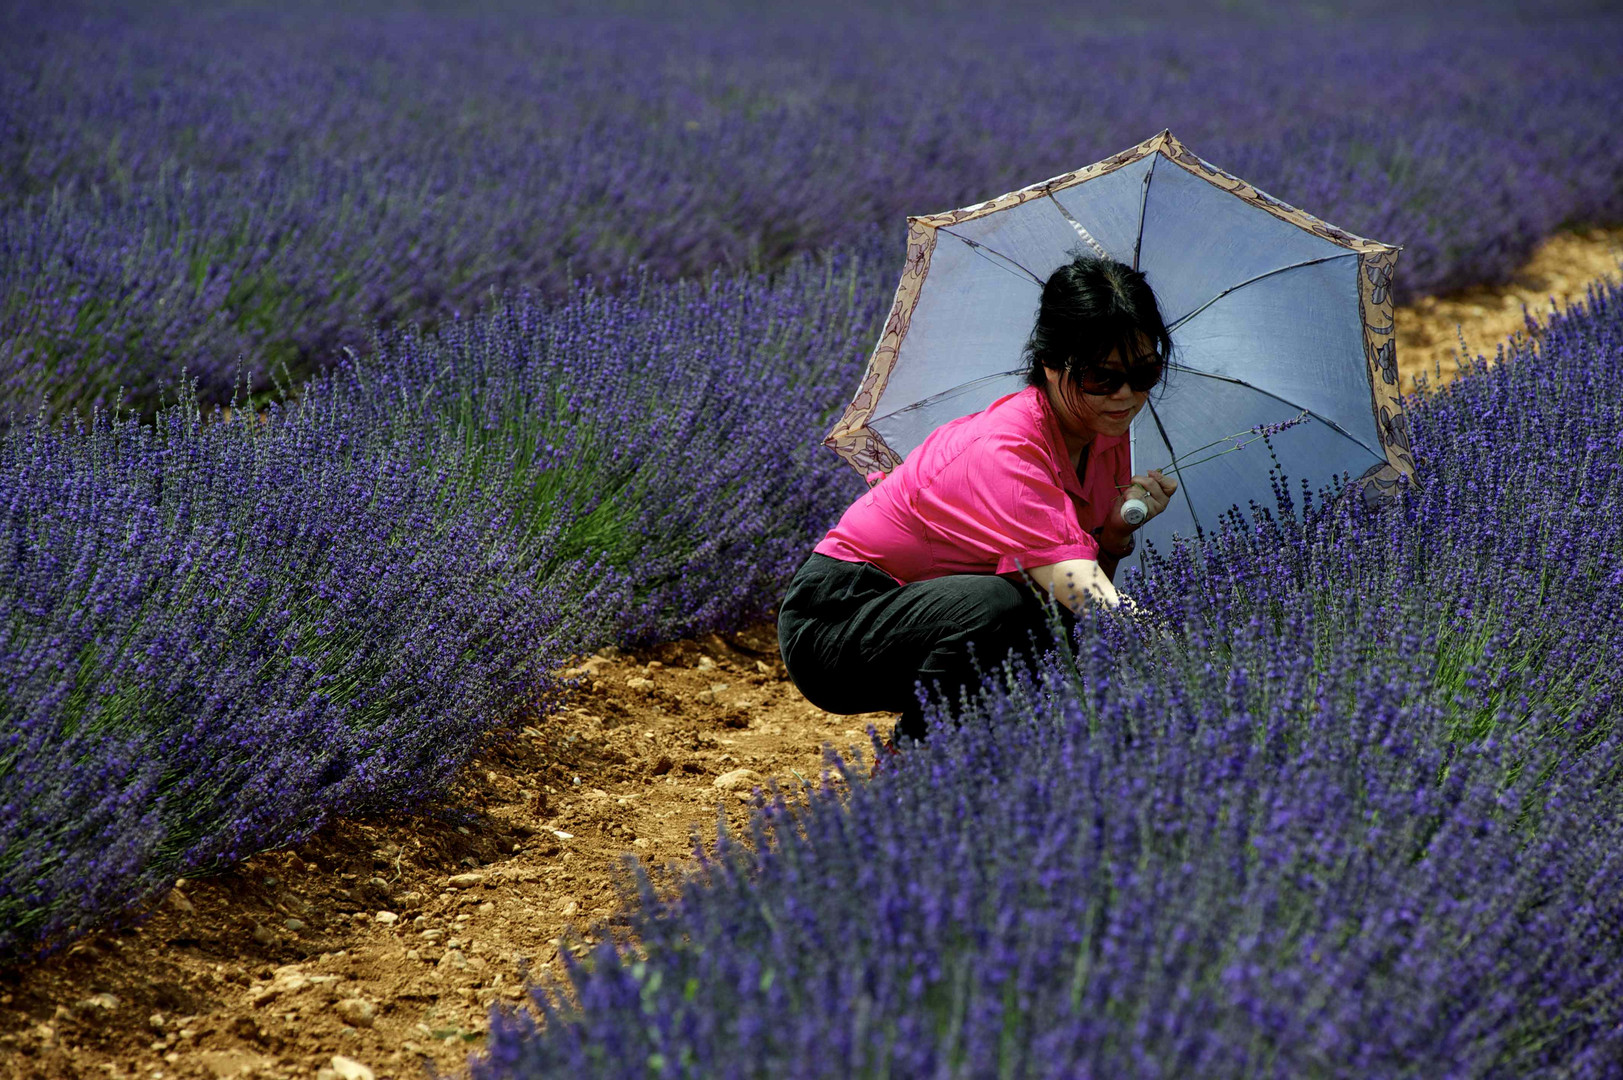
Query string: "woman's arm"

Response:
xmin=1023 ymin=558 xmax=1121 ymax=612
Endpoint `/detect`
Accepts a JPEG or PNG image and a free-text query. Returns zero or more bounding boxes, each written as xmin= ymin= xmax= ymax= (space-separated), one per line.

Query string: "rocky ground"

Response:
xmin=2 ymin=227 xmax=1620 ymax=1080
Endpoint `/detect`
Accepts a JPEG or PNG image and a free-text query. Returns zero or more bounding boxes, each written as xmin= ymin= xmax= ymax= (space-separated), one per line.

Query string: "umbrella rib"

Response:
xmin=1166 ymin=252 xmax=1360 ymax=332
xmin=937 ymin=228 xmax=1046 ymax=287
xmin=1132 ymin=152 xmax=1157 ymax=272
xmin=872 ymin=368 xmax=1027 ymax=424
xmin=1164 ymin=366 xmax=1385 ymax=458
xmin=1144 ymin=396 xmax=1206 ymax=538
xmin=1046 ymin=193 xmax=1111 ymax=260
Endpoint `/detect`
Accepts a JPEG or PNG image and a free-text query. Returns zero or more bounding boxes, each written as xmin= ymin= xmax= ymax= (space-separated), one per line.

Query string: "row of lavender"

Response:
xmin=476 ymin=286 xmax=1623 ymax=1077
xmin=6 ymin=0 xmax=1623 ymax=416
xmin=0 ymin=255 xmax=875 ymax=957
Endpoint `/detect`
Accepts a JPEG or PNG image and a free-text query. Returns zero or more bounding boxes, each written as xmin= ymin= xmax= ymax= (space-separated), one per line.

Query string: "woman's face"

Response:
xmin=1044 ymin=337 xmax=1161 ymax=444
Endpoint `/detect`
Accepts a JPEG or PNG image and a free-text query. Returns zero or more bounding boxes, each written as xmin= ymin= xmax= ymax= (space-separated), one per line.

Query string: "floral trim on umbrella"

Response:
xmin=1355 ymin=246 xmax=1416 ymax=492
xmin=823 ymin=220 xmax=935 ymax=476
xmin=1351 ymin=460 xmax=1411 ymax=509
xmin=1155 ymin=134 xmax=1395 ymax=256
xmin=911 ymin=130 xmax=1175 ymax=229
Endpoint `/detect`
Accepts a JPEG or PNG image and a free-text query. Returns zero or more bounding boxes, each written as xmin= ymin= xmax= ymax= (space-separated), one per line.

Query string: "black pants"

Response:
xmin=776 ymin=553 xmax=1071 ymax=742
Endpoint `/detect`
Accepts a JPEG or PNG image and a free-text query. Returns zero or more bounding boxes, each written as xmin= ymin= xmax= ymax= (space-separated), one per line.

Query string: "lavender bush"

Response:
xmin=0 ymin=253 xmax=874 ymax=956
xmin=5 ymin=0 xmax=1621 ymax=415
xmin=0 ymin=388 xmax=600 ymax=957
xmin=314 ymin=251 xmax=878 ymax=643
xmin=475 ymin=285 xmax=1623 ymax=1075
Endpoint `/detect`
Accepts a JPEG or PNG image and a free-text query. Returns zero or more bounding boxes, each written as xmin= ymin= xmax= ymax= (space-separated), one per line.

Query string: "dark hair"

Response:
xmin=1022 ymin=253 xmax=1173 ymax=395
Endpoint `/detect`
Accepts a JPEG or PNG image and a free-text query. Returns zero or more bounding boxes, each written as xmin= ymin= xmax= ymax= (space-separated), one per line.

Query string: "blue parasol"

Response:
xmin=826 ymin=130 xmax=1416 ymax=569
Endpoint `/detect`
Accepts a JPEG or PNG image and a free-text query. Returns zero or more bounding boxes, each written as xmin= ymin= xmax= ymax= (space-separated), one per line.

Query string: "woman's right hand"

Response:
xmin=1117 ymin=468 xmax=1178 ymax=528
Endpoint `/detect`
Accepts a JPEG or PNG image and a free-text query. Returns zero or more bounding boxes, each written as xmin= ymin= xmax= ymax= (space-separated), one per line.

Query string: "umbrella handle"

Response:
xmin=1122 ymin=498 xmax=1148 ymax=526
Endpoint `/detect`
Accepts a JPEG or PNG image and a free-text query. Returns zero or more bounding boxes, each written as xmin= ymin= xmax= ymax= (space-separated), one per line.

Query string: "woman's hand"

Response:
xmin=1114 ymin=469 xmax=1177 ymax=529
xmin=1094 ymin=469 xmax=1177 ymax=556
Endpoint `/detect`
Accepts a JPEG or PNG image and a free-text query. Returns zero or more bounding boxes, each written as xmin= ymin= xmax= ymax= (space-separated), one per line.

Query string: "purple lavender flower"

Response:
xmin=1250 ymin=410 xmax=1311 ymax=439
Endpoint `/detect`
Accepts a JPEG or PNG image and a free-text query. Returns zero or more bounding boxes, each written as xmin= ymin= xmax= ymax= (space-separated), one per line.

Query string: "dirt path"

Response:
xmin=1 ymin=629 xmax=892 ymax=1080
xmin=1395 ymin=225 xmax=1622 ymax=391
xmin=4 ymin=227 xmax=1621 ymax=1080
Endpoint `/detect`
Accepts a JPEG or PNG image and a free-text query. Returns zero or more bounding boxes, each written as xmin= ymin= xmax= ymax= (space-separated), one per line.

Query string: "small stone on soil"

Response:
xmin=330 ymin=1055 xmax=376 ymax=1080
xmin=334 ymin=998 xmax=376 ymax=1028
xmin=714 ymin=768 xmax=763 ymax=791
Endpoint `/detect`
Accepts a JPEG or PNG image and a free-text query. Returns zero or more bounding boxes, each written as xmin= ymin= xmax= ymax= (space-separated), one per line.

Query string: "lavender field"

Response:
xmin=4 ymin=0 xmax=1622 ymax=416
xmin=4 ymin=0 xmax=1623 ymax=1075
xmin=0 ymin=256 xmax=877 ymax=956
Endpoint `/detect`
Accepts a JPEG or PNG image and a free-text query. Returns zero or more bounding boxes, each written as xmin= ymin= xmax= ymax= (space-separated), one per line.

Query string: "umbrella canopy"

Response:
xmin=825 ymin=130 xmax=1415 ymax=568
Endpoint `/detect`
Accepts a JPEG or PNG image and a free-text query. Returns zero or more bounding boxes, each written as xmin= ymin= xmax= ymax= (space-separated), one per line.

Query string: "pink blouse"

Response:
xmin=814 ymin=385 xmax=1130 ymax=584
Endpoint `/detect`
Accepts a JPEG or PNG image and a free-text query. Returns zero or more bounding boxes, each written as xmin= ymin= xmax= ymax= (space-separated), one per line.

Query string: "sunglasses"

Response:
xmin=1076 ymin=358 xmax=1164 ymax=396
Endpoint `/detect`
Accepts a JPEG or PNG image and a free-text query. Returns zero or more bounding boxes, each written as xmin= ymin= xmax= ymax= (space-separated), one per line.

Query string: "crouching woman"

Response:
xmin=777 ymin=255 xmax=1178 ymax=744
